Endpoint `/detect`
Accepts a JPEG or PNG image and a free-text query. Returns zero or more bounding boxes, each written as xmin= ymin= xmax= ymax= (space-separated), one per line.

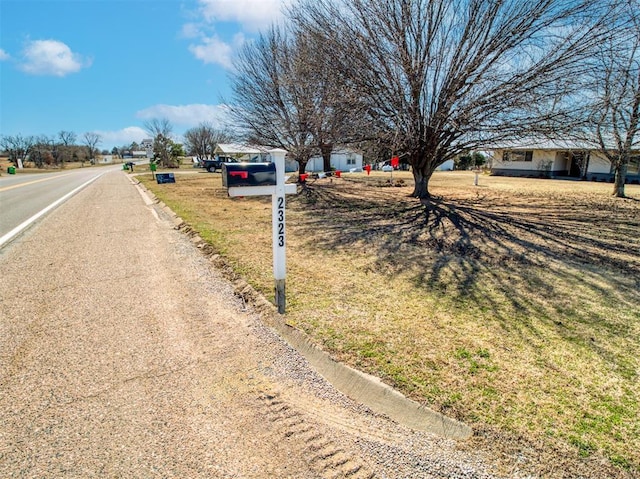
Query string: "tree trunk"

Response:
xmin=581 ymin=151 xmax=590 ymax=180
xmin=320 ymin=144 xmax=332 ymax=172
xmin=411 ymin=168 xmax=430 ymax=198
xmin=613 ymin=163 xmax=627 ymax=198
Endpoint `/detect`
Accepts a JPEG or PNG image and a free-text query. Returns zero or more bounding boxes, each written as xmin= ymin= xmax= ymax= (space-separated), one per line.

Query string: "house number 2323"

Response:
xmin=277 ymin=196 xmax=285 ymax=247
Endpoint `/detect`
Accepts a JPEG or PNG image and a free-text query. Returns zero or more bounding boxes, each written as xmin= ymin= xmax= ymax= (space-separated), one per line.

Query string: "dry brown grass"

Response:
xmin=139 ymin=169 xmax=640 ymax=478
xmin=0 ymin=158 xmax=111 ymax=173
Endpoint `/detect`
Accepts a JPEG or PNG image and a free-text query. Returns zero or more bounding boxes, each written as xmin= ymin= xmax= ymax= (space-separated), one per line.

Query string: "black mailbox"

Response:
xmin=222 ymin=162 xmax=277 ymax=187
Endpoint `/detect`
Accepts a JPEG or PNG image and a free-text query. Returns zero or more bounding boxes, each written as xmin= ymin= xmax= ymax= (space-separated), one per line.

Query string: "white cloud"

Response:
xmin=185 ymin=0 xmax=287 ymax=68
xmin=189 ymin=36 xmax=235 ymax=69
xmin=19 ymin=39 xmax=90 ymax=77
xmin=94 ymin=127 xmax=149 ymax=148
xmin=188 ymin=32 xmax=245 ymax=70
xmin=197 ymin=0 xmax=289 ymax=32
xmin=135 ymin=103 xmax=231 ymax=127
xmin=0 ymin=49 xmax=10 ymax=61
xmin=181 ymin=22 xmax=202 ymax=39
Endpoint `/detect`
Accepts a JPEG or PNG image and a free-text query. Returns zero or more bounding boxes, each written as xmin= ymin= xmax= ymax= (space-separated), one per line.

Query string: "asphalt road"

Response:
xmin=0 ymin=169 xmax=502 ymax=478
xmin=0 ymin=166 xmax=117 ymax=246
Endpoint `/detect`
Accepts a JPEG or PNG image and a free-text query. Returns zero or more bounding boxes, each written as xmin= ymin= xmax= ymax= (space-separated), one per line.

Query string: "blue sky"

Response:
xmin=0 ymin=0 xmax=289 ymax=150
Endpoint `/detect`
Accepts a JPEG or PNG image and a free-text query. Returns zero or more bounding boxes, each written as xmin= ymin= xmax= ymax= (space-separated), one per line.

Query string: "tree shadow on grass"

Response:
xmin=291 ymin=182 xmax=640 ymax=373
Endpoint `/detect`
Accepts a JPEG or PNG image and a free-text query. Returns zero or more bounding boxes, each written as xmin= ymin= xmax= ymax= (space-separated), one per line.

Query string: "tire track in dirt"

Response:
xmin=258 ymin=391 xmax=376 ymax=479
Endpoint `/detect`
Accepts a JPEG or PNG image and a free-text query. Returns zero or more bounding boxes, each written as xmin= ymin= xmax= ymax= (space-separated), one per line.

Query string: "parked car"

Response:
xmin=202 ymin=157 xmax=237 ymax=172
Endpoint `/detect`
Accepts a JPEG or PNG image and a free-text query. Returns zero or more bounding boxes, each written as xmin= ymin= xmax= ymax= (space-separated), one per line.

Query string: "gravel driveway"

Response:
xmin=0 ymin=171 xmax=507 ymax=478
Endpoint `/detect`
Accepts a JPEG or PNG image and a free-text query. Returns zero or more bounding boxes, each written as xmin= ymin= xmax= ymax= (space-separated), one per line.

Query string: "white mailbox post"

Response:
xmin=226 ymin=149 xmax=296 ymax=313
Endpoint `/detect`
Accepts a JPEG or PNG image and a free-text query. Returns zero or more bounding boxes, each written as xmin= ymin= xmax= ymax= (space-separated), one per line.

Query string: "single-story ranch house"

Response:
xmin=489 ymin=140 xmax=640 ymax=183
xmin=305 ymin=149 xmax=363 ymax=172
xmin=213 ymin=143 xmax=363 ymax=173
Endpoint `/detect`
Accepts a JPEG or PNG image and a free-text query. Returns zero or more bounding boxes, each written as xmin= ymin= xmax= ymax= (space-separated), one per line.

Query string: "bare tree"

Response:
xmin=183 ymin=122 xmax=233 ymax=164
xmin=293 ymin=0 xmax=612 ymax=198
xmin=40 ymin=135 xmax=62 ymax=167
xmin=291 ymin=28 xmax=362 ymax=171
xmin=82 ymin=132 xmax=102 ymax=165
xmin=229 ymin=26 xmax=316 ymax=172
xmin=144 ymin=118 xmax=174 ymax=167
xmin=229 ymin=23 xmax=361 ymax=174
xmin=58 ymin=130 xmax=76 ymax=147
xmin=29 ymin=136 xmax=51 ymax=168
xmin=57 ymin=130 xmax=77 ymax=165
xmin=144 ymin=118 xmax=173 ymax=138
xmin=576 ymin=2 xmax=640 ymax=197
xmin=0 ymin=134 xmax=34 ymax=166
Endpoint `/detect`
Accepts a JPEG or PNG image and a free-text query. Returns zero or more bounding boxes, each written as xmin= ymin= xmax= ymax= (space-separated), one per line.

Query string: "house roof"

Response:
xmin=488 ymin=136 xmax=640 ymax=151
xmin=314 ymin=148 xmax=364 ymax=155
xmin=488 ymin=139 xmax=594 ymax=150
xmin=214 ymin=143 xmax=270 ymax=155
xmin=214 ymin=143 xmax=362 ymax=156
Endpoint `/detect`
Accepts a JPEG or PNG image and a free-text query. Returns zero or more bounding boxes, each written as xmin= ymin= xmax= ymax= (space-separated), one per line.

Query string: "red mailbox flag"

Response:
xmin=391 ymin=156 xmax=399 ymax=168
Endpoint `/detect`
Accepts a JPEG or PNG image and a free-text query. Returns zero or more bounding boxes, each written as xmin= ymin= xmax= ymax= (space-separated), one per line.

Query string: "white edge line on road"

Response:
xmin=0 ymin=173 xmax=104 ymax=249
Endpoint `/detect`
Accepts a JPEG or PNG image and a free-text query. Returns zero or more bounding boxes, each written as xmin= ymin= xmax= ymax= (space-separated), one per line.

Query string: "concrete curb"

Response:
xmin=131 ymin=175 xmax=472 ymax=441
xmin=271 ymin=321 xmax=472 ymax=440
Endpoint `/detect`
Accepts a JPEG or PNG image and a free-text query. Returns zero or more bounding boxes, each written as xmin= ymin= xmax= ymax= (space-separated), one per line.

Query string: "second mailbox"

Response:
xmin=222 ymin=162 xmax=277 ymax=188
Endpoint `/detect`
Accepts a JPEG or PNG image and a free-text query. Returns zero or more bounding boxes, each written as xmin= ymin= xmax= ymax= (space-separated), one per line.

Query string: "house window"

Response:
xmin=346 ymin=154 xmax=356 ymax=165
xmin=609 ymin=155 xmax=640 ymax=174
xmin=503 ymin=150 xmax=533 ymax=162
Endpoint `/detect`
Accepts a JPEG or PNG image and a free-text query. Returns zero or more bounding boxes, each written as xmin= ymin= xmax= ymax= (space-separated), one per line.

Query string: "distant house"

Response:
xmin=489 ymin=140 xmax=640 ymax=183
xmin=97 ymin=155 xmax=114 ymax=164
xmin=305 ymin=149 xmax=363 ymax=172
xmin=436 ymin=159 xmax=455 ymax=171
xmin=213 ymin=143 xmax=364 ymax=173
xmin=214 ymin=143 xmax=271 ymax=162
xmin=132 ymin=150 xmax=152 ymax=159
